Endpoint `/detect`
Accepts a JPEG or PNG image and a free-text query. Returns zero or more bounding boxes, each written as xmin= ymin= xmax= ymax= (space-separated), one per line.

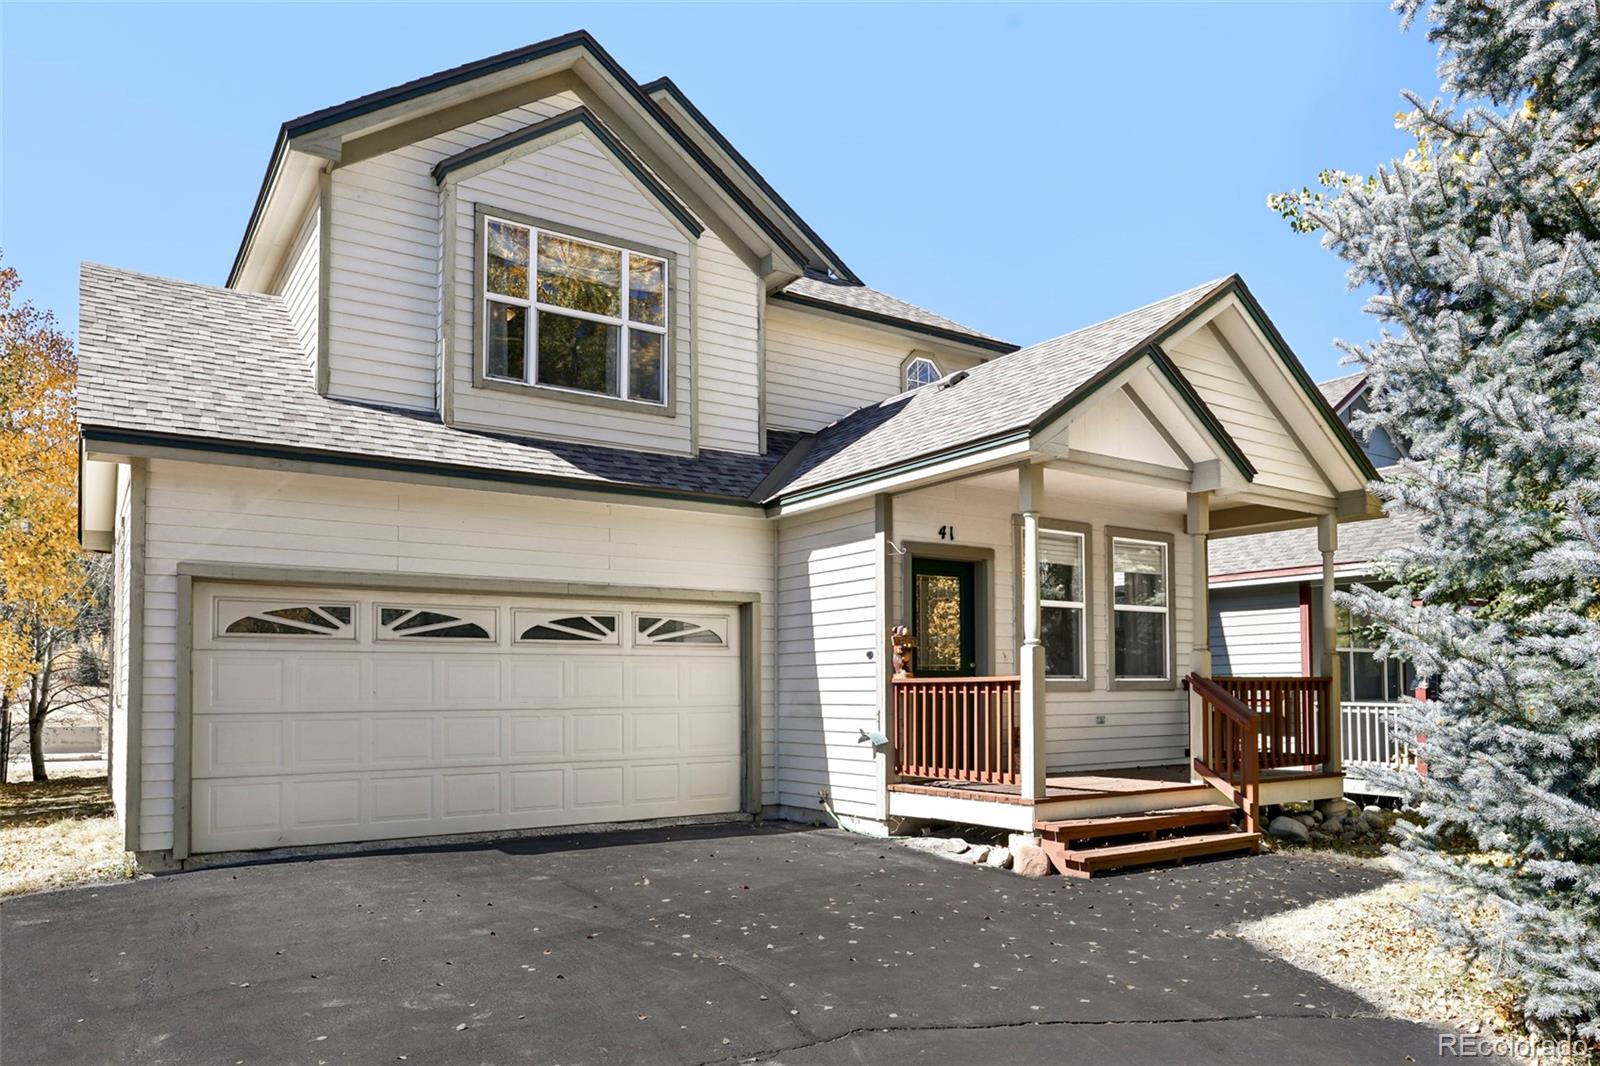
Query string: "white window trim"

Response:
xmin=903 ymin=355 xmax=941 ymax=392
xmin=482 ymin=214 xmax=669 ymax=406
xmin=1110 ymin=534 xmax=1171 ymax=683
xmin=1039 ymin=528 xmax=1087 ymax=682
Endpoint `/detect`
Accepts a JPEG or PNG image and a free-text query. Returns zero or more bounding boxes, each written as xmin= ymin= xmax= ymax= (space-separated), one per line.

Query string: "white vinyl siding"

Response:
xmin=448 ymin=129 xmax=696 ymax=453
xmin=273 ymin=201 xmax=320 ymax=369
xmin=324 ymin=87 xmax=763 ymax=456
xmin=109 ymin=465 xmax=133 ymax=830
xmin=1209 ymin=587 xmax=1304 ymax=676
xmin=1166 ymin=329 xmax=1329 ymax=499
xmin=764 ymin=304 xmax=983 ymax=434
xmin=694 ymin=233 xmax=760 ymax=453
xmin=775 ymin=501 xmax=882 ymax=820
xmin=891 ymin=478 xmax=1193 ymax=772
xmin=323 ymin=88 xmax=586 ymax=411
xmin=130 ymin=459 xmax=776 ymax=853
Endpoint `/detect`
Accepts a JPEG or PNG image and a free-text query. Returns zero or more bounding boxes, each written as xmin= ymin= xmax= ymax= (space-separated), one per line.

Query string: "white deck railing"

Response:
xmin=1342 ymin=701 xmax=1418 ymax=775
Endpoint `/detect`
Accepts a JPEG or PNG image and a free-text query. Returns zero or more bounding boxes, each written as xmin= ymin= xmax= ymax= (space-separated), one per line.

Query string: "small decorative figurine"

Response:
xmin=889 ymin=624 xmax=917 ymax=679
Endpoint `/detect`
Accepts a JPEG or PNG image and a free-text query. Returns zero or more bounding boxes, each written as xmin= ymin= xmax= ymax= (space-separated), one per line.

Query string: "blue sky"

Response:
xmin=1 ymin=2 xmax=1440 ymax=381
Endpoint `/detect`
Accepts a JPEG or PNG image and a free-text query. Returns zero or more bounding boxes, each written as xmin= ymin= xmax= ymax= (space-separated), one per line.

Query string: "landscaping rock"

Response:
xmin=1267 ymin=815 xmax=1311 ymax=844
xmin=966 ymin=846 xmax=990 ymax=865
xmin=943 ymin=838 xmax=970 ymax=855
xmin=985 ymin=847 xmax=1012 ymax=869
xmin=1316 ymin=798 xmax=1356 ymax=819
xmin=1294 ymin=813 xmax=1318 ymax=828
xmin=1012 ymin=844 xmax=1053 ymax=877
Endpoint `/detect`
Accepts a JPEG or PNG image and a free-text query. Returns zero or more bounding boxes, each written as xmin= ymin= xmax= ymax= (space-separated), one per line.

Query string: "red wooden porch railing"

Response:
xmin=1210 ymin=675 xmax=1332 ymax=770
xmin=891 ymin=676 xmax=1022 ymax=785
xmin=1186 ymin=673 xmax=1261 ymax=834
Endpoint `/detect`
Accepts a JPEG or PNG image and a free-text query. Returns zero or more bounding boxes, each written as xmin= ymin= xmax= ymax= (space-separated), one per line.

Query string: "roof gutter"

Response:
xmin=768 ymin=291 xmax=1019 ymax=355
xmin=80 ymin=425 xmax=767 ymax=512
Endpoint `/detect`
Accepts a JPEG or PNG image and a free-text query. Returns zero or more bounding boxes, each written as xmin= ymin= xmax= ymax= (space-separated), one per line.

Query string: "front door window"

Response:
xmin=912 ymin=558 xmax=976 ymax=677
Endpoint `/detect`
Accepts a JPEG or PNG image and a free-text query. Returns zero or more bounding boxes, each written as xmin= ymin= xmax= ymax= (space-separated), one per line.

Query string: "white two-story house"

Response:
xmin=79 ymin=31 xmax=1381 ymax=875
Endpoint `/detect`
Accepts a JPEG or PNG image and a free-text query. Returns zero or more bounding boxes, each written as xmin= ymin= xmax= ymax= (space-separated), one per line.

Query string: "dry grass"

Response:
xmin=0 ymin=770 xmax=138 ymax=899
xmin=1238 ymin=858 xmax=1588 ymax=1065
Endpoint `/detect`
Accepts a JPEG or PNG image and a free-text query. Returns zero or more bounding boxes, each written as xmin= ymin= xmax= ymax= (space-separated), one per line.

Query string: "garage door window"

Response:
xmin=635 ymin=614 xmax=727 ymax=647
xmin=218 ymin=601 xmax=355 ymax=639
xmin=515 ymin=612 xmax=619 ymax=644
xmin=376 ymin=606 xmax=496 ymax=641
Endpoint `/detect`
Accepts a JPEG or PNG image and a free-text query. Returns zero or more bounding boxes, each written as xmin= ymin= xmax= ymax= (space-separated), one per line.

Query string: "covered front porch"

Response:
xmin=875 ymin=448 xmax=1355 ymax=868
xmin=884 ymin=673 xmax=1344 ymax=834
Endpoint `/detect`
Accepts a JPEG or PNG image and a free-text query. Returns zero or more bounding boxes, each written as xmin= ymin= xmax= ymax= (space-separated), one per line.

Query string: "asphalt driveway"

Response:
xmin=2 ymin=824 xmax=1467 ymax=1065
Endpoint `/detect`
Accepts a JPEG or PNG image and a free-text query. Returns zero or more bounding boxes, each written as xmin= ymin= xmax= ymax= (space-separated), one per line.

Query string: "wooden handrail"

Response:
xmin=891 ymin=676 xmax=1022 ymax=786
xmin=1211 ymin=675 xmax=1332 ymax=770
xmin=1185 ymin=672 xmax=1261 ymax=834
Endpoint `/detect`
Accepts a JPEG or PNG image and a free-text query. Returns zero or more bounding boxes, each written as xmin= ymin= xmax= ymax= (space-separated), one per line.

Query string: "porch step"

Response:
xmin=1047 ymin=830 xmax=1261 ymax=879
xmin=1034 ymin=804 xmax=1237 ymax=844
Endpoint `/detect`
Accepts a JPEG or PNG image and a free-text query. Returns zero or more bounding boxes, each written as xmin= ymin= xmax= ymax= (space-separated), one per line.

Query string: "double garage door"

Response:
xmin=191 ymin=583 xmax=744 ymax=853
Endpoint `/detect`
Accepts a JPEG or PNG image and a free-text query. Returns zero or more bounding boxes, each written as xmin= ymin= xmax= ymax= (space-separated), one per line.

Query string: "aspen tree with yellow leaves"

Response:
xmin=0 ymin=256 xmax=107 ymax=783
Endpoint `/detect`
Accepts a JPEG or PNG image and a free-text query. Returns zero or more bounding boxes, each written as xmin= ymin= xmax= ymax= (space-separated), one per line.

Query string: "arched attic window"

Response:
xmin=903 ymin=355 xmax=941 ymax=392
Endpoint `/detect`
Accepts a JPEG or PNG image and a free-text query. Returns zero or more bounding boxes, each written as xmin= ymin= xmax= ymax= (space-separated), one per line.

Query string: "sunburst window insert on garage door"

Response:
xmin=375 ymin=605 xmax=497 ymax=641
xmin=217 ymin=600 xmax=356 ymax=638
xmin=515 ymin=611 xmax=619 ymax=644
xmin=635 ymin=614 xmax=728 ymax=646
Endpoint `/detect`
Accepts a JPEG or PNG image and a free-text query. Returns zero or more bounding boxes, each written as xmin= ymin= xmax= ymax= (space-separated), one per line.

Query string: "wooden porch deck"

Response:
xmin=888 ymin=763 xmax=1340 ymax=807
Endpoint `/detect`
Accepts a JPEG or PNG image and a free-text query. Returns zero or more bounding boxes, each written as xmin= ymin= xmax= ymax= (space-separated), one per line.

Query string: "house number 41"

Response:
xmin=938 ymin=525 xmax=956 ymax=541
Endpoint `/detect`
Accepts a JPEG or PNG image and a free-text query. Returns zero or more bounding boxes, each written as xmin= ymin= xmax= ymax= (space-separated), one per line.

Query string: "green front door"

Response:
xmin=911 ymin=557 xmax=977 ymax=677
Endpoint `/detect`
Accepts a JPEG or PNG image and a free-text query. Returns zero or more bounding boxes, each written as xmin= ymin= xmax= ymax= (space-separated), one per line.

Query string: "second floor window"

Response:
xmin=904 ymin=356 xmax=940 ymax=391
xmin=483 ymin=216 xmax=668 ymax=405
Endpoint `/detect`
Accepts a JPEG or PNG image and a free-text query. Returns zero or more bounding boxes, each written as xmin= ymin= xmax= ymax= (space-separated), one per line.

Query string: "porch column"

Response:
xmin=1318 ymin=513 xmax=1343 ymax=774
xmin=1018 ymin=463 xmax=1048 ymax=800
xmin=1187 ymin=492 xmax=1212 ymax=773
xmin=1187 ymin=492 xmax=1212 ymax=677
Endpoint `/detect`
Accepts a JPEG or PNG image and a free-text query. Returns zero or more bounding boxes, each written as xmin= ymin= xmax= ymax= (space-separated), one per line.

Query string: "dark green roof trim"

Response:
xmin=768 ymin=428 xmax=1033 ymax=509
xmin=230 ymin=31 xmax=851 ymax=288
xmin=80 ymin=425 xmax=764 ymax=510
xmin=768 ymin=290 xmax=1021 ymax=355
xmin=640 ymin=76 xmax=858 ymax=288
xmin=1145 ymin=346 xmax=1259 ymax=481
xmin=431 ymin=107 xmax=705 ymax=237
xmin=1153 ymin=276 xmax=1381 ymax=482
xmin=1017 ymin=338 xmax=1257 ymax=483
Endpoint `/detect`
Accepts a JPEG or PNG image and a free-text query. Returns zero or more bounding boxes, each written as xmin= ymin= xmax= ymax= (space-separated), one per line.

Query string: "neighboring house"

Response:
xmin=1209 ymin=373 xmax=1420 ymax=790
xmin=77 ymin=31 xmax=1381 ymax=873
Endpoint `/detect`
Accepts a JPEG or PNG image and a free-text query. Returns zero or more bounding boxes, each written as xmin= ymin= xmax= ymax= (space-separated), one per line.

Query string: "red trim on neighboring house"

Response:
xmin=1211 ymin=563 xmax=1325 ymax=584
xmin=1298 ymin=581 xmax=1313 ymax=675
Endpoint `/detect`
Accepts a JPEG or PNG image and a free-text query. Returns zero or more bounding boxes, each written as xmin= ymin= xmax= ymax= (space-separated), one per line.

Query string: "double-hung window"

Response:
xmin=1038 ymin=528 xmax=1087 ymax=681
xmin=1110 ymin=535 xmax=1170 ymax=682
xmin=483 ymin=215 xmax=668 ymax=405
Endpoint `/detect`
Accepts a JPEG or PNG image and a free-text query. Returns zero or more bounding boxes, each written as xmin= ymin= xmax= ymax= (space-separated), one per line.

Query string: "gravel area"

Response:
xmin=1237 ymin=854 xmax=1587 ymax=1065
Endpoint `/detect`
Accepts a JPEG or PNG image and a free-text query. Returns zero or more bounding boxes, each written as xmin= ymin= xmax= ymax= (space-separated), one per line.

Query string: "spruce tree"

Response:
xmin=1271 ymin=0 xmax=1600 ymax=1039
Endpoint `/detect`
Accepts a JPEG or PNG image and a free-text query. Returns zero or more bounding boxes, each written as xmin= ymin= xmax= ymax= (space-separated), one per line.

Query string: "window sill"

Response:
xmin=477 ymin=374 xmax=676 ymax=418
xmin=1046 ymin=678 xmax=1093 ymax=693
xmin=1108 ymin=678 xmax=1179 ymax=692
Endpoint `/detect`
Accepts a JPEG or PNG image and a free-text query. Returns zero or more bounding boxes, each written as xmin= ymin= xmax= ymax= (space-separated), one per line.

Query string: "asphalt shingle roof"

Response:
xmin=78 ymin=264 xmax=799 ymax=502
xmin=776 ymin=274 xmax=1015 ymax=350
xmin=766 ymin=277 xmax=1233 ymax=500
xmin=81 ymin=266 xmax=1269 ymax=512
xmin=1317 ymin=370 xmax=1367 ymax=410
xmin=1208 ymin=496 xmax=1420 ymax=578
